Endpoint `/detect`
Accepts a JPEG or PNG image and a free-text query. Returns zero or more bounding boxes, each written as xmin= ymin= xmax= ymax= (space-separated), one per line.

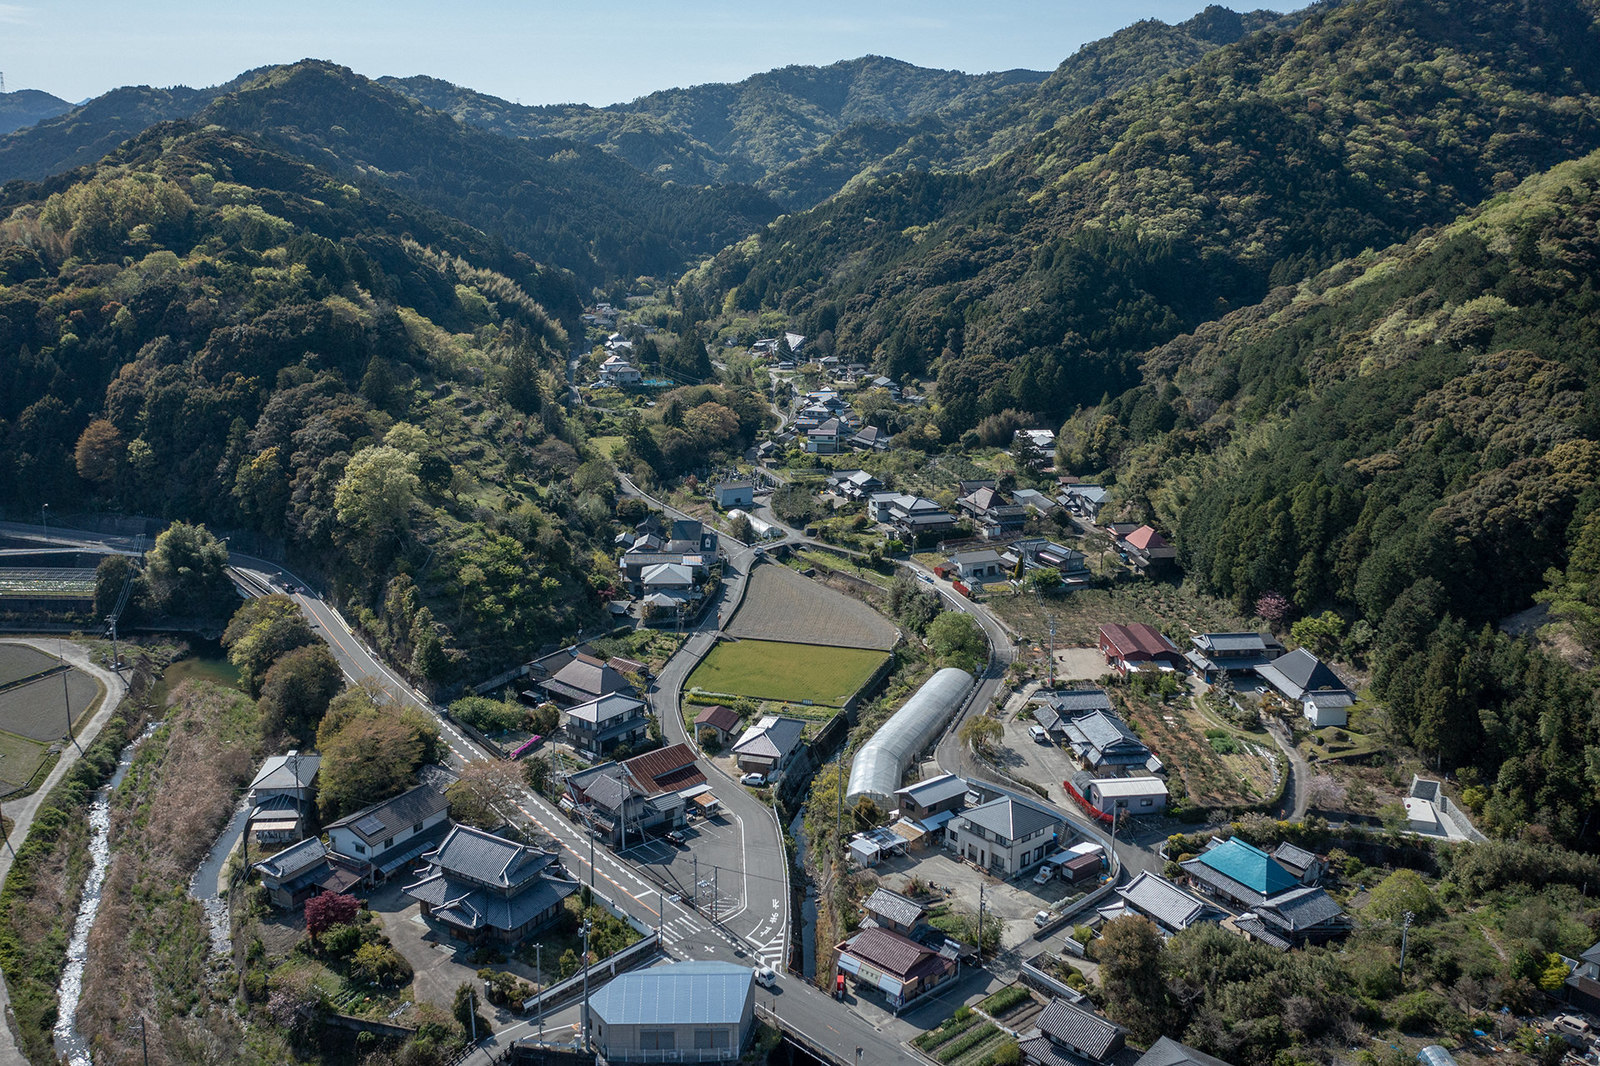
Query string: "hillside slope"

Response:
xmin=0 ymin=89 xmax=74 ymax=137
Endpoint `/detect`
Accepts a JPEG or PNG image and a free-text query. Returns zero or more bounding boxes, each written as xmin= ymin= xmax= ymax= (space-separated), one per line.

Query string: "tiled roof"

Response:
xmin=1137 ymin=1037 xmax=1235 ymax=1066
xmin=588 ymin=961 xmax=753 ymax=1027
xmin=731 ymin=716 xmax=806 ymax=761
xmin=1252 ymin=886 xmax=1345 ymax=933
xmin=1037 ymin=998 xmax=1124 ymax=1060
xmin=863 ymin=888 xmax=926 ymax=928
xmin=565 ymin=693 xmax=646 ymax=727
xmin=1192 ymin=633 xmax=1268 ymax=654
xmin=1116 ymin=871 xmax=1213 ymax=930
xmin=1043 ymin=689 xmax=1116 ymax=715
xmin=406 ymin=869 xmax=578 ymax=934
xmin=545 ymin=657 xmax=633 ymax=699
xmin=254 ymin=836 xmax=327 ymax=880
xmin=960 ymin=796 xmax=1063 ymax=842
xmin=326 ymin=784 xmax=449 ymax=845
xmin=1060 ymin=711 xmax=1147 ymax=758
xmin=1121 ymin=526 xmax=1169 ymax=551
xmin=1256 ymin=649 xmax=1350 ymax=700
xmin=426 ymin=825 xmax=556 ymax=890
xmin=1272 ymin=842 xmax=1318 ymax=873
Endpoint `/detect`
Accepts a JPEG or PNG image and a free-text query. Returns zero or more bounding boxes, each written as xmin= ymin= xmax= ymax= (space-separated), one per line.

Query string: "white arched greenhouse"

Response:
xmin=846 ymin=666 xmax=974 ymax=807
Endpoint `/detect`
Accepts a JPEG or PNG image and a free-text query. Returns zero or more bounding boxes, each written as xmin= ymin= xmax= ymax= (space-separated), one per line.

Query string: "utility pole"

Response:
xmin=713 ymin=866 xmax=719 ymax=924
xmin=694 ymin=854 xmax=699 ymax=910
xmin=1047 ymin=615 xmax=1056 ymax=689
xmin=977 ymin=882 xmax=985 ymax=965
xmin=534 ymin=944 xmax=543 ymax=1031
xmin=132 ymin=1017 xmax=148 ymax=1066
xmin=59 ymin=647 xmax=76 ymax=750
xmin=468 ymin=988 xmax=477 ymax=1043
xmin=588 ymin=816 xmax=595 ymax=890
xmin=581 ymin=918 xmax=593 ymax=1051
xmin=1398 ymin=910 xmax=1414 ymax=985
xmin=0 ymin=777 xmax=13 ymax=857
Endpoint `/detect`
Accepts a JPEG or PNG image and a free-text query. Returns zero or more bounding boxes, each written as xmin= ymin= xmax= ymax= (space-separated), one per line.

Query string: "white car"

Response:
xmin=1033 ymin=864 xmax=1057 ymax=885
xmin=754 ymin=965 xmax=777 ymax=989
xmin=1029 ymin=725 xmax=1050 ymax=744
xmin=740 ymin=772 xmax=766 ymax=787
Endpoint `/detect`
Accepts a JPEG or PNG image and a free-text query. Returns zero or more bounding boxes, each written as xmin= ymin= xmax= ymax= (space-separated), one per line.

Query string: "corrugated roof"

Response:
xmin=1122 ymin=526 xmax=1169 ymax=551
xmin=1193 ymin=633 xmax=1268 ymax=654
xmin=863 ymin=888 xmax=926 ymax=928
xmin=838 ymin=927 xmax=940 ymax=979
xmin=694 ymin=705 xmax=742 ymax=733
xmin=1116 ymin=871 xmax=1213 ymax=930
xmin=896 ymin=773 xmax=970 ymax=806
xmin=623 ymin=744 xmax=705 ymax=795
xmin=1098 ymin=623 xmax=1181 ymax=661
xmin=588 ymin=961 xmax=753 ymax=1027
xmin=250 ymin=753 xmax=321 ymax=791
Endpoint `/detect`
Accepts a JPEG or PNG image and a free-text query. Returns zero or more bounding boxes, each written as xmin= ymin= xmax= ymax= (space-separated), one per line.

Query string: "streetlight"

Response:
xmin=40 ymin=503 xmax=48 ymax=533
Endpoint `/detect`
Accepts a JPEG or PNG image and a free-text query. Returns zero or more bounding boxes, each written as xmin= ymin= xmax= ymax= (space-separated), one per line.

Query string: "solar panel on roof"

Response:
xmin=355 ymin=815 xmax=385 ymax=835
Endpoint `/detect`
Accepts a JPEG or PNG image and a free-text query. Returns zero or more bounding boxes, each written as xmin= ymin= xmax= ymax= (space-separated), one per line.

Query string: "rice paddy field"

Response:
xmin=687 ymin=639 xmax=889 ymax=707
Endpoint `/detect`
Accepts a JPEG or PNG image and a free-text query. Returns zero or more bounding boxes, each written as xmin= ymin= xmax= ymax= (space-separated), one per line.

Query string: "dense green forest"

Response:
xmin=0 ymin=122 xmax=620 ymax=676
xmin=692 ymin=0 xmax=1600 ymax=433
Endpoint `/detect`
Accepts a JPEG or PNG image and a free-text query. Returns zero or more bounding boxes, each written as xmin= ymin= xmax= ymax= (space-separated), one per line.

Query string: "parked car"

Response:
xmin=1029 ymin=725 xmax=1050 ymax=744
xmin=1033 ymin=863 xmax=1056 ymax=885
xmin=664 ymin=830 xmax=688 ymax=846
xmin=1034 ymin=910 xmax=1054 ymax=927
xmin=741 ymin=772 xmax=767 ymax=786
xmin=755 ymin=965 xmax=777 ymax=989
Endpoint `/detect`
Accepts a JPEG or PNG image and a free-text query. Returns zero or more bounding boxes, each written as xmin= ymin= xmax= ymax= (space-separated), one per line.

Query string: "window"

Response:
xmin=1140 ymin=799 xmax=1153 ymax=807
xmin=694 ymin=1030 xmax=730 ymax=1049
xmin=640 ymin=1031 xmax=676 ymax=1051
xmin=383 ymin=837 xmax=394 ymax=849
xmin=413 ymin=822 xmax=424 ymax=832
xmin=353 ymin=842 xmax=365 ymax=854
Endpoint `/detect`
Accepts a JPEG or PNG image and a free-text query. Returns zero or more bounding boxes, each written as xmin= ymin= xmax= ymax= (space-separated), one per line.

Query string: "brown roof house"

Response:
xmin=835 ymin=926 xmax=957 ymax=1012
xmin=693 ymin=705 xmax=743 ymax=747
xmin=538 ymin=652 xmax=636 ymax=706
xmin=1098 ymin=623 xmax=1184 ymax=677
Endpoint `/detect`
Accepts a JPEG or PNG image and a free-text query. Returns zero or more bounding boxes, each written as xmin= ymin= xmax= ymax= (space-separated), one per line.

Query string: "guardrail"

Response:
xmin=520 ymin=933 xmax=661 ymax=1015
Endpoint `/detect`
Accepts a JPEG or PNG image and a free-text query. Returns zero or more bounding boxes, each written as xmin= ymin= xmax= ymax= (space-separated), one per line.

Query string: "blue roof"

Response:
xmin=1196 ymin=838 xmax=1298 ymax=896
xmin=589 ymin=961 xmax=752 ymax=1027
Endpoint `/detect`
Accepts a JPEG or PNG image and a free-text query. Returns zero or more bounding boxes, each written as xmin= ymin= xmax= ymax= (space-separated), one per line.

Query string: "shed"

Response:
xmin=850 ymin=837 xmax=881 ymax=867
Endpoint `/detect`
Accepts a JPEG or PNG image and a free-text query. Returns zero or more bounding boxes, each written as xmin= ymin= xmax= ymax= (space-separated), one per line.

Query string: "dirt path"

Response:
xmin=0 ymin=639 xmax=128 ymax=1066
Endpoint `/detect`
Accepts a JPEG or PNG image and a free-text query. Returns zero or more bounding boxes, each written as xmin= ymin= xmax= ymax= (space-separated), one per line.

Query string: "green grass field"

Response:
xmin=0 ymin=729 xmax=50 ymax=792
xmin=688 ymin=639 xmax=889 ymax=706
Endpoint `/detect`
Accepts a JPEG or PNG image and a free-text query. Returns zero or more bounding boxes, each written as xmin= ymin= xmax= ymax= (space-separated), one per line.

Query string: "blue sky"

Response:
xmin=1 ymin=1 xmax=1285 ymax=106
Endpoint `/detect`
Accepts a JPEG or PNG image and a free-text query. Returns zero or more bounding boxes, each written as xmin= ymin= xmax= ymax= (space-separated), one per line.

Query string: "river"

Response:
xmin=52 ymin=647 xmax=239 ymax=1065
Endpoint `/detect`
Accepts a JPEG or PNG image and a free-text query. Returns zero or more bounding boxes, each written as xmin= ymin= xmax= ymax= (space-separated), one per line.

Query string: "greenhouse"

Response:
xmin=847 ymin=667 xmax=973 ymax=806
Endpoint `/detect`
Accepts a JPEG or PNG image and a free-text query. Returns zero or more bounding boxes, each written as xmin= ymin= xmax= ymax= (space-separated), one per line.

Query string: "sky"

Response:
xmin=0 ymin=1 xmax=1281 ymax=107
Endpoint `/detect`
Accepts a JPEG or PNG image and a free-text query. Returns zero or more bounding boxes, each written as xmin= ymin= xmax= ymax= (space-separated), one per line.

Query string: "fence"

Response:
xmin=520 ymin=933 xmax=661 ymax=1015
xmin=1019 ymin=954 xmax=1086 ymax=1003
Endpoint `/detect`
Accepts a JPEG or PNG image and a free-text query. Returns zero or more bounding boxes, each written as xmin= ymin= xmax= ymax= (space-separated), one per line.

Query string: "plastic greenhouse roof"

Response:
xmin=847 ymin=668 xmax=973 ymax=805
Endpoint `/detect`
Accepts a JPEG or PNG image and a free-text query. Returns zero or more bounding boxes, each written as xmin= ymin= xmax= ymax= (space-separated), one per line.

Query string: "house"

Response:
xmin=619 ymin=550 xmax=708 ymax=588
xmin=712 ymin=481 xmax=754 ymax=508
xmin=589 ymin=960 xmax=755 ymax=1062
xmin=667 ymin=518 xmax=719 ymax=555
xmin=1255 ymin=649 xmax=1355 ymax=727
xmin=1568 ymin=943 xmax=1600 ymax=1014
xmin=641 ymin=562 xmax=696 ymax=594
xmin=1074 ymin=773 xmax=1169 ymax=817
xmin=1062 ymin=485 xmax=1108 ymax=520
xmin=537 ymin=652 xmax=636 ymax=706
xmin=804 ymin=417 xmax=847 ymax=455
xmin=623 ymin=743 xmax=706 ymax=797
xmin=404 ymin=825 xmax=579 ymax=945
xmin=1098 ymin=623 xmax=1185 ymax=676
xmin=565 ymin=763 xmax=658 ymax=847
xmin=1136 ymin=1037 xmax=1236 ymax=1066
xmin=1184 ymin=632 xmax=1284 ymax=682
xmin=867 ymin=493 xmax=957 ymax=538
xmin=730 ymin=716 xmax=807 ymax=777
xmin=1099 ymin=871 xmax=1224 ymax=935
xmin=948 ymin=796 xmax=1064 ymax=875
xmin=957 ymin=486 xmax=1029 ymax=539
xmin=598 ymin=354 xmax=642 ymax=387
xmin=1019 ymin=997 xmax=1127 ymax=1066
xmin=1015 ymin=540 xmax=1091 ymax=583
xmin=849 ymin=425 xmax=891 ymax=452
xmin=246 ymin=751 xmax=321 ymax=845
xmin=1271 ymin=842 xmax=1326 ymax=885
xmin=1231 ymin=885 xmax=1351 ymax=949
xmin=1114 ymin=524 xmax=1177 ymax=571
xmin=1014 ymin=429 xmax=1056 ymax=454
xmin=563 ymin=693 xmax=650 ymax=756
xmin=826 ymin=470 xmax=883 ymax=498
xmin=1012 ymin=488 xmax=1054 ymax=514
xmin=894 ymin=773 xmax=972 ymax=821
xmin=1036 ymin=689 xmax=1116 ymax=719
xmin=1059 ymin=711 xmax=1155 ymax=774
xmin=693 ymin=705 xmax=743 ymax=747
xmin=1180 ymin=837 xmax=1299 ymax=908
xmin=948 ymin=549 xmax=1006 ymax=583
xmin=835 ymin=926 xmax=958 ymax=1012
xmin=253 ymin=837 xmax=362 ymax=909
xmin=326 ymin=784 xmax=452 ymax=882
xmin=861 ymin=887 xmax=927 ymax=936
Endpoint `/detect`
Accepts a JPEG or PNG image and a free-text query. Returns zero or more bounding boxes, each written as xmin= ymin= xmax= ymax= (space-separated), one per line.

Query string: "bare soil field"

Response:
xmin=986 ymin=580 xmax=1251 ymax=648
xmin=1119 ymin=691 xmax=1279 ymax=809
xmin=0 ymin=668 xmax=100 ymax=741
xmin=0 ymin=642 xmax=59 ymax=687
xmin=726 ymin=561 xmax=898 ymax=650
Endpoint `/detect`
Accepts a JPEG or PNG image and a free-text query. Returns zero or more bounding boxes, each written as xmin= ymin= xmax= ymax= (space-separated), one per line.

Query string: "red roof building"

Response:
xmin=622 ymin=743 xmax=706 ymax=795
xmin=1098 ymin=623 xmax=1184 ymax=676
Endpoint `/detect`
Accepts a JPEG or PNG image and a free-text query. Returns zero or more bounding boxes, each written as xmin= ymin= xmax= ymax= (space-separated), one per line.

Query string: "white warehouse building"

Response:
xmin=847 ymin=667 xmax=974 ymax=806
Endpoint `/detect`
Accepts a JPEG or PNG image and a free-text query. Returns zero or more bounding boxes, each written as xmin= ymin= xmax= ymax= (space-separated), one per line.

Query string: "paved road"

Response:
xmin=0 ymin=636 xmax=129 ymax=1066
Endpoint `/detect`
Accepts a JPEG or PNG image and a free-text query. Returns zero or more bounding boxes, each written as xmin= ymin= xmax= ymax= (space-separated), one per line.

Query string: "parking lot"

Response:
xmin=619 ymin=804 xmax=751 ymax=922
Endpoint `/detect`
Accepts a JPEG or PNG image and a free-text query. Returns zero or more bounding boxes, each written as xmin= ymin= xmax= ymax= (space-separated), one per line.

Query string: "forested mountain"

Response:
xmin=760 ymin=6 xmax=1294 ymax=207
xmin=383 ymin=55 xmax=1048 ymax=191
xmin=0 ymin=90 xmax=73 ymax=137
xmin=694 ymin=0 xmax=1600 ymax=435
xmin=0 ymin=121 xmax=623 ymax=674
xmin=0 ymin=79 xmax=255 ymax=182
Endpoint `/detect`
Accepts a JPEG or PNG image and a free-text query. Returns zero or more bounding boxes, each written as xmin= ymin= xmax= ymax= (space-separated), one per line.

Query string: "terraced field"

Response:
xmin=726 ymin=561 xmax=898 ymax=650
